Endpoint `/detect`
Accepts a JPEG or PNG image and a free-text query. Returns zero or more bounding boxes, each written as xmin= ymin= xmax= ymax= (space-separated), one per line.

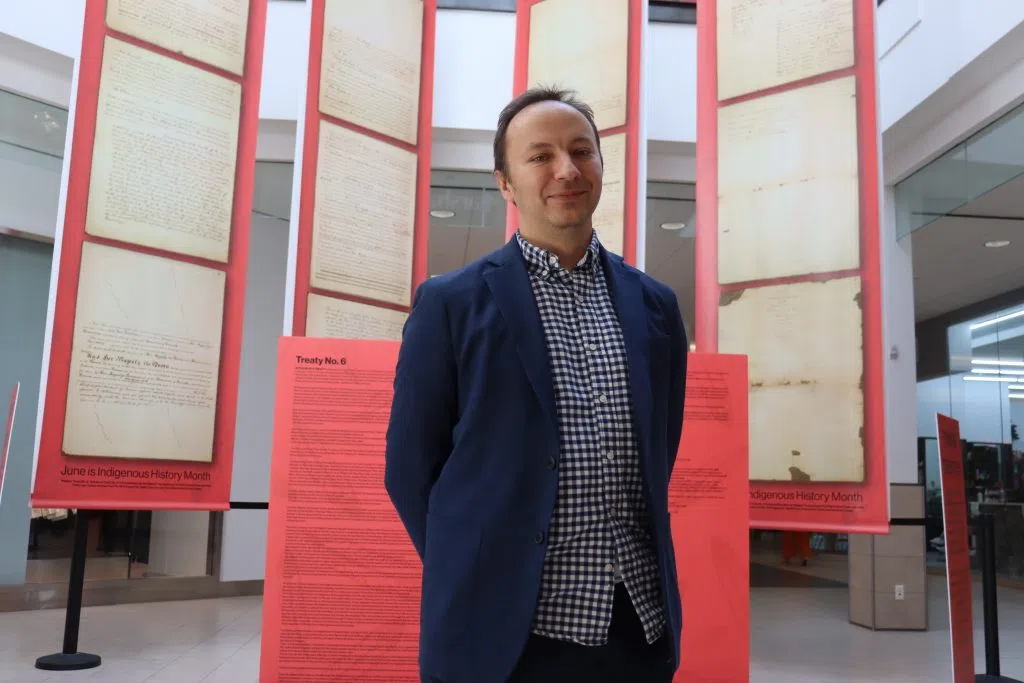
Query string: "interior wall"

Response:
xmin=0 ymin=144 xmax=60 ymax=238
xmin=0 ymin=235 xmax=52 ymax=585
xmin=882 ymin=188 xmax=920 ymax=484
xmin=216 ymin=212 xmax=290 ymax=582
xmin=230 ymin=212 xmax=290 ymax=504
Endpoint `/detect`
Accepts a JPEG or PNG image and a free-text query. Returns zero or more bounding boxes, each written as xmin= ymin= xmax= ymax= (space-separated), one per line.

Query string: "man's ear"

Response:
xmin=493 ymin=170 xmax=516 ymax=206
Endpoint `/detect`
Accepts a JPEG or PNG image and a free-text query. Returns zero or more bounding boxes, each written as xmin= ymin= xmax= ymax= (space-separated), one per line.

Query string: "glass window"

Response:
xmin=918 ymin=302 xmax=1024 ymax=582
xmin=894 ymin=98 xmax=1024 ymax=239
xmin=437 ymin=0 xmax=696 ymax=23
xmin=437 ymin=0 xmax=516 ymax=10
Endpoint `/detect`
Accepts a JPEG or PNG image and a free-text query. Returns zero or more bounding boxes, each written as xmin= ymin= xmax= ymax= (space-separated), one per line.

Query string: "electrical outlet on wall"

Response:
xmin=894 ymin=584 xmax=905 ymax=600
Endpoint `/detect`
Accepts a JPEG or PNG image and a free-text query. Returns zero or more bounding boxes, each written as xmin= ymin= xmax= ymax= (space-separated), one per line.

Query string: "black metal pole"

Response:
xmin=981 ymin=514 xmax=1000 ymax=675
xmin=35 ymin=510 xmax=102 ymax=671
xmin=975 ymin=513 xmax=1022 ymax=683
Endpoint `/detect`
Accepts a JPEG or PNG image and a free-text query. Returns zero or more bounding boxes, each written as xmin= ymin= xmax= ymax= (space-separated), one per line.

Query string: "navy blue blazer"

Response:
xmin=384 ymin=237 xmax=688 ymax=683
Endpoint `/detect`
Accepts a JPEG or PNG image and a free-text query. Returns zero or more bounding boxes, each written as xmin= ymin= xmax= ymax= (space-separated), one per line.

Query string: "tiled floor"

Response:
xmin=0 ymin=576 xmax=1022 ymax=682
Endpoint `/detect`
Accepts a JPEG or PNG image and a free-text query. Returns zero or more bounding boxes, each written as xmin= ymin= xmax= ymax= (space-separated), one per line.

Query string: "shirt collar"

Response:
xmin=515 ymin=230 xmax=601 ymax=277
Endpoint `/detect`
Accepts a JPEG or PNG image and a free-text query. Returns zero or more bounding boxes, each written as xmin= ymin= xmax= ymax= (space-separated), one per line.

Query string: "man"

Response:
xmin=384 ymin=87 xmax=688 ymax=683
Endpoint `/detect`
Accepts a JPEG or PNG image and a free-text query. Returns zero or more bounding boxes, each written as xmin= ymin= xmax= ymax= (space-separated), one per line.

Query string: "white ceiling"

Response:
xmin=911 ymin=172 xmax=1024 ymax=321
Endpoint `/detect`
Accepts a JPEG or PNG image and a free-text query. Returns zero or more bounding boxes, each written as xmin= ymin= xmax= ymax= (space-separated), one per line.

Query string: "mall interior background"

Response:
xmin=0 ymin=0 xmax=1022 ymax=634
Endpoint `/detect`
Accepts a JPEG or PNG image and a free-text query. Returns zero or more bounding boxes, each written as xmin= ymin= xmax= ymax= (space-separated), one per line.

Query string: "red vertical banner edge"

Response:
xmin=855 ymin=0 xmax=890 ymax=530
xmin=413 ymin=0 xmax=438 ymax=291
xmin=289 ymin=0 xmax=326 ymax=337
xmin=694 ymin=0 xmax=719 ymax=353
xmin=290 ymin=0 xmax=436 ymax=336
xmin=935 ymin=413 xmax=976 ymax=683
xmin=621 ymin=0 xmax=644 ymax=268
xmin=30 ymin=0 xmax=267 ymax=512
xmin=505 ymin=0 xmax=535 ymax=240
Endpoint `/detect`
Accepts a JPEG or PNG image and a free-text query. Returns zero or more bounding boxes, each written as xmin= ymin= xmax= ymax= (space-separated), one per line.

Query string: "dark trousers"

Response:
xmin=507 ymin=584 xmax=676 ymax=683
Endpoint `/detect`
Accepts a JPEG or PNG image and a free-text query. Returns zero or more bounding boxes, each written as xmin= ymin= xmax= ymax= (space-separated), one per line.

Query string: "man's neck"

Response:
xmin=519 ymin=224 xmax=593 ymax=270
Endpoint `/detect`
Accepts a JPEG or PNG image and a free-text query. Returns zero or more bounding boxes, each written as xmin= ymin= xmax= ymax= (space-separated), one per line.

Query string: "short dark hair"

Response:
xmin=493 ymin=86 xmax=602 ymax=178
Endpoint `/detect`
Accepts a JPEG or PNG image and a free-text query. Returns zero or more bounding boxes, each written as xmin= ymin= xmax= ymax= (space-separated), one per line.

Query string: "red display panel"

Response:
xmin=507 ymin=0 xmax=646 ymax=267
xmin=936 ymin=414 xmax=976 ymax=683
xmin=670 ymin=353 xmax=750 ymax=683
xmin=260 ymin=337 xmax=419 ymax=682
xmin=695 ymin=0 xmax=888 ymax=533
xmin=31 ymin=0 xmax=267 ymax=511
xmin=288 ymin=0 xmax=437 ymax=336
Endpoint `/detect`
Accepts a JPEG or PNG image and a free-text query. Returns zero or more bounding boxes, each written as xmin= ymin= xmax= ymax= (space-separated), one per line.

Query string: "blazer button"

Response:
xmin=547 ymin=456 xmax=557 ymax=470
xmin=533 ymin=531 xmax=546 ymax=545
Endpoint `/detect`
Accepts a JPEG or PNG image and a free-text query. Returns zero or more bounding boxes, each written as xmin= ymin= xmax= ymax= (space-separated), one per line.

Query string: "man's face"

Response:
xmin=495 ymin=100 xmax=603 ymax=234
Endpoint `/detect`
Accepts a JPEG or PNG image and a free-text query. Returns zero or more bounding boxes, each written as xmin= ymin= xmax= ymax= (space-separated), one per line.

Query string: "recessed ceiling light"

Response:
xmin=985 ymin=240 xmax=1010 ymax=248
xmin=661 ymin=222 xmax=686 ymax=231
xmin=430 ymin=209 xmax=455 ymax=219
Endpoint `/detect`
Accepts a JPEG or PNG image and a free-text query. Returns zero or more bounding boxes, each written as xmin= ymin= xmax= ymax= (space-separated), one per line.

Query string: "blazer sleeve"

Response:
xmin=384 ymin=281 xmax=457 ymax=560
xmin=666 ymin=290 xmax=688 ymax=476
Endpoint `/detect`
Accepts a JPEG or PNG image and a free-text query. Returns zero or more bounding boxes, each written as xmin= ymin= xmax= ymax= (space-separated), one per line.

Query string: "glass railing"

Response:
xmin=893 ymin=99 xmax=1024 ymax=239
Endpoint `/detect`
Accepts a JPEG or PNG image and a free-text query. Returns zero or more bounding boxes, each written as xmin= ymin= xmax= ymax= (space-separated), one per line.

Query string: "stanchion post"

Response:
xmin=975 ymin=512 xmax=1022 ymax=683
xmin=980 ymin=514 xmax=1000 ymax=675
xmin=35 ymin=509 xmax=102 ymax=671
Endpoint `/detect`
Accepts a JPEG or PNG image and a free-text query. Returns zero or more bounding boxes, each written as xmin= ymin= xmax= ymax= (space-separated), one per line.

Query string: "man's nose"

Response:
xmin=553 ymin=152 xmax=581 ymax=180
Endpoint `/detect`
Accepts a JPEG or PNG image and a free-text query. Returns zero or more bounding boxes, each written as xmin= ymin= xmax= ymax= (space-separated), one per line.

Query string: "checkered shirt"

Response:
xmin=516 ymin=231 xmax=665 ymax=646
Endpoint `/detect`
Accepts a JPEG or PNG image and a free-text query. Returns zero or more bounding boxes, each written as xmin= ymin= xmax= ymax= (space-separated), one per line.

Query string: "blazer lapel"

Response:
xmin=483 ymin=240 xmax=557 ymax=424
xmin=602 ymin=250 xmax=653 ymax=453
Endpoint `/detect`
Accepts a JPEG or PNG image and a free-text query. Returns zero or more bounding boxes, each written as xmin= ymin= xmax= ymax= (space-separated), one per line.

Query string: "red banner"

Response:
xmin=30 ymin=0 xmax=267 ymax=510
xmin=260 ymin=337 xmax=419 ymax=682
xmin=936 ymin=414 xmax=975 ymax=683
xmin=695 ymin=0 xmax=888 ymax=534
xmin=671 ymin=353 xmax=749 ymax=682
xmin=287 ymin=0 xmax=436 ymax=336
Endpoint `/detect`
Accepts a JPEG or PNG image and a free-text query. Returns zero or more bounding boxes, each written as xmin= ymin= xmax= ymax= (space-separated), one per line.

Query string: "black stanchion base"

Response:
xmin=977 ymin=675 xmax=1024 ymax=683
xmin=35 ymin=652 xmax=102 ymax=671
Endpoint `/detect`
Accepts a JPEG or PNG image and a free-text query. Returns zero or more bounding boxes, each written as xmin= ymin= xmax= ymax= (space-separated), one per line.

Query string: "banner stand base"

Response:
xmin=34 ymin=510 xmax=102 ymax=672
xmin=976 ymin=676 xmax=1024 ymax=683
xmin=35 ymin=652 xmax=102 ymax=671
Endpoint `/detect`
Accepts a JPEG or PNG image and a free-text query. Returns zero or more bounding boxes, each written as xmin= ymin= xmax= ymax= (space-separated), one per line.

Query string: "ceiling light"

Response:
xmin=661 ymin=222 xmax=686 ymax=231
xmin=971 ymin=359 xmax=1024 ymax=367
xmin=985 ymin=240 xmax=1010 ymax=248
xmin=971 ymin=368 xmax=1024 ymax=376
xmin=970 ymin=309 xmax=1024 ymax=330
xmin=430 ymin=209 xmax=455 ymax=219
xmin=964 ymin=375 xmax=1017 ymax=382
xmin=1010 ymin=393 xmax=1024 ymax=399
xmin=1010 ymin=384 xmax=1024 ymax=390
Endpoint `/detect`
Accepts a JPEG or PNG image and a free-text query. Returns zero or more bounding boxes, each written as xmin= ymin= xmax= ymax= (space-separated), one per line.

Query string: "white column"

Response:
xmin=881 ymin=185 xmax=919 ymax=485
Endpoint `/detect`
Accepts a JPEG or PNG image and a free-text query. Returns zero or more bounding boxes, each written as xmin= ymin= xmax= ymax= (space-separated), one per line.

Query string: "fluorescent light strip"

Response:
xmin=971 ymin=368 xmax=1024 ymax=376
xmin=971 ymin=359 xmax=1024 ymax=367
xmin=1010 ymin=393 xmax=1024 ymax=399
xmin=1009 ymin=385 xmax=1024 ymax=390
xmin=963 ymin=376 xmax=1017 ymax=382
xmin=970 ymin=309 xmax=1024 ymax=330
